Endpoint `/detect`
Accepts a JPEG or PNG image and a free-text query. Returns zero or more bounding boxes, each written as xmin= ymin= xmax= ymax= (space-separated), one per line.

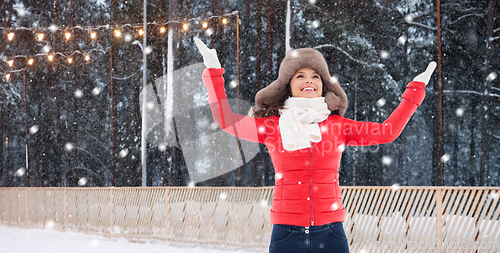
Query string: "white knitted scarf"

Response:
xmin=279 ymin=97 xmax=331 ymax=151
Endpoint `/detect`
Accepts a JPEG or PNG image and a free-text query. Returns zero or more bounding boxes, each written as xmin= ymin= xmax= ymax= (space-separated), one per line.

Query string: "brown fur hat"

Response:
xmin=255 ymin=48 xmax=348 ymax=115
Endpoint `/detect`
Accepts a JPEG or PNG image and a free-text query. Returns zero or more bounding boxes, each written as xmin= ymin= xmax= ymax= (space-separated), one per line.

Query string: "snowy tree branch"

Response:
xmin=81 ymin=129 xmax=111 ymax=153
xmin=373 ymin=0 xmax=435 ymax=30
xmin=448 ymin=13 xmax=486 ymax=26
xmin=315 ymin=44 xmax=384 ymax=70
xmin=491 ymin=86 xmax=500 ymax=92
xmin=404 ymin=20 xmax=436 ymax=31
xmin=442 ymin=3 xmax=486 ymax=14
xmin=66 ymin=166 xmax=104 ymax=183
xmin=442 ymin=90 xmax=500 ymax=98
xmin=74 ymin=147 xmax=108 ymax=169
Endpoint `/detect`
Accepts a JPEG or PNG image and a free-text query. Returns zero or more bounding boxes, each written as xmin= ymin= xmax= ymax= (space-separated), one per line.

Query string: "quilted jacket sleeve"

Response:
xmin=202 ymin=68 xmax=269 ymax=143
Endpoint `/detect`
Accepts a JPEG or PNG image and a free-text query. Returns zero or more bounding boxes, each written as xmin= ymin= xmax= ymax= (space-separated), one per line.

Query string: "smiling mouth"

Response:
xmin=301 ymin=87 xmax=316 ymax=91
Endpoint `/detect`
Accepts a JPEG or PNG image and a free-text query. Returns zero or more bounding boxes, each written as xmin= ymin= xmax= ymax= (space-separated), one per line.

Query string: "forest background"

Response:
xmin=0 ymin=0 xmax=499 ymax=188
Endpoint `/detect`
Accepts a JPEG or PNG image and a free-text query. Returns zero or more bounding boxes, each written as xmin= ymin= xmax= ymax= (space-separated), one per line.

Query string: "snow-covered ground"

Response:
xmin=0 ymin=226 xmax=267 ymax=253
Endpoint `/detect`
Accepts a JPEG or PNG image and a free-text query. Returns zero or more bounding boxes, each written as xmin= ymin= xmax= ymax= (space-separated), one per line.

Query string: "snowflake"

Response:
xmin=397 ymin=35 xmax=407 ymax=45
xmin=65 ymin=143 xmax=74 ymax=152
xmin=29 ymin=125 xmax=39 ymax=135
xmin=487 ymin=72 xmax=497 ymax=82
xmin=380 ymin=50 xmax=390 ymax=59
xmin=329 ymin=76 xmax=339 ymax=84
xmin=311 ymin=20 xmax=320 ymax=29
xmin=78 ymin=177 xmax=87 ymax=186
xmin=382 ymin=156 xmax=392 ymax=165
xmin=376 ymin=98 xmax=386 ymax=108
xmin=119 ymin=149 xmax=129 ymax=158
xmin=440 ymin=154 xmax=450 ymax=163
xmin=15 ymin=168 xmax=26 ymax=177
xmin=92 ymin=87 xmax=101 ymax=96
xmin=74 ymin=89 xmax=83 ymax=98
xmin=337 ymin=144 xmax=345 ymax=152
xmin=219 ymin=192 xmax=228 ymax=200
xmin=275 ymin=172 xmax=283 ymax=181
xmin=391 ymin=183 xmax=400 ymax=191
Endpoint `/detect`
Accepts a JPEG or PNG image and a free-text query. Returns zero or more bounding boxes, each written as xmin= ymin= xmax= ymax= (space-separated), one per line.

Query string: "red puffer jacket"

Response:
xmin=202 ymin=68 xmax=425 ymax=227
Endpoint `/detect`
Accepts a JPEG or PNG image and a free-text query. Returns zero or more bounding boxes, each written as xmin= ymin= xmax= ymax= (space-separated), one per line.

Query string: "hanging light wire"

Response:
xmin=1 ymin=11 xmax=239 ymax=76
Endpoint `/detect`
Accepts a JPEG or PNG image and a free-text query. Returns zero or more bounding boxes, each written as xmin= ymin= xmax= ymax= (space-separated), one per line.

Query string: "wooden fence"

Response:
xmin=1 ymin=186 xmax=499 ymax=252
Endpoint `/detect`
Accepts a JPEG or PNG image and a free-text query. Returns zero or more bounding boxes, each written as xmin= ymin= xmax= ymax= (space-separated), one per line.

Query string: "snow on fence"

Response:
xmin=1 ymin=186 xmax=499 ymax=252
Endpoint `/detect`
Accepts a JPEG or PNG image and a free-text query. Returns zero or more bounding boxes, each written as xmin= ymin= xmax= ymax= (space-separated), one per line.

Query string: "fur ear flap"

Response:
xmin=324 ymin=91 xmax=347 ymax=115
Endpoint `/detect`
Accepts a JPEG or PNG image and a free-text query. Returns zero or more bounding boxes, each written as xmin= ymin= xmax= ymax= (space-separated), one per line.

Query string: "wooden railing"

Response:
xmin=1 ymin=186 xmax=499 ymax=252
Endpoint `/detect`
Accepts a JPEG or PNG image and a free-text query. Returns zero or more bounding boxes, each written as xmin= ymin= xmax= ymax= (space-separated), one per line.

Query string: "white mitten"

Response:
xmin=413 ymin=62 xmax=437 ymax=85
xmin=194 ymin=37 xmax=222 ymax=69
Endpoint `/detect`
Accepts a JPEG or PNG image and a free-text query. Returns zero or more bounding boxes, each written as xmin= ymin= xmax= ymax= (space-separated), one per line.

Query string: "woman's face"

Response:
xmin=289 ymin=68 xmax=323 ymax=98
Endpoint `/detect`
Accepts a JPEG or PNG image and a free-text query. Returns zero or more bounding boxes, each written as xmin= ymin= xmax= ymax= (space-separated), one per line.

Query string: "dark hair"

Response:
xmin=252 ymin=85 xmax=292 ymax=117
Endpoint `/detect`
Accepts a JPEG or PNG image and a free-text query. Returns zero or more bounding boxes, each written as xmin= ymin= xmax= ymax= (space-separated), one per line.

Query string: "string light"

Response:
xmin=1 ymin=13 xmax=237 ymax=44
xmin=1 ymin=11 xmax=239 ymax=75
xmin=5 ymin=74 xmax=10 ymax=80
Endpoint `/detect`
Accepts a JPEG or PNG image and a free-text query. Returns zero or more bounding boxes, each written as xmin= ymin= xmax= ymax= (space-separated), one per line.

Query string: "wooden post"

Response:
xmin=110 ymin=0 xmax=117 ymax=186
xmin=109 ymin=188 xmax=114 ymax=236
xmin=435 ymin=188 xmax=443 ymax=252
xmin=436 ymin=0 xmax=444 ymax=186
xmin=63 ymin=189 xmax=67 ymax=231
xmin=23 ymin=69 xmax=29 ymax=187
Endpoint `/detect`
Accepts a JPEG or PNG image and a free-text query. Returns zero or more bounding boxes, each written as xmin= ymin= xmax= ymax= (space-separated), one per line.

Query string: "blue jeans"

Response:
xmin=269 ymin=222 xmax=350 ymax=253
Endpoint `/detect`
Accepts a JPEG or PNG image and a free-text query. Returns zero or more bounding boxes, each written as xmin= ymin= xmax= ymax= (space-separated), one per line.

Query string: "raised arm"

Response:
xmin=195 ymin=38 xmax=267 ymax=143
xmin=344 ymin=62 xmax=437 ymax=146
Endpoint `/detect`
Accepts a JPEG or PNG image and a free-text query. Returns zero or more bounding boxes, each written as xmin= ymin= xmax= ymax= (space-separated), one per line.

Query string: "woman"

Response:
xmin=195 ymin=38 xmax=436 ymax=253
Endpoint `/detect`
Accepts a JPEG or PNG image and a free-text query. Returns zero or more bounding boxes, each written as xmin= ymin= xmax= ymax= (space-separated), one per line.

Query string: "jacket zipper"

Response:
xmin=309 ymin=147 xmax=314 ymax=226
